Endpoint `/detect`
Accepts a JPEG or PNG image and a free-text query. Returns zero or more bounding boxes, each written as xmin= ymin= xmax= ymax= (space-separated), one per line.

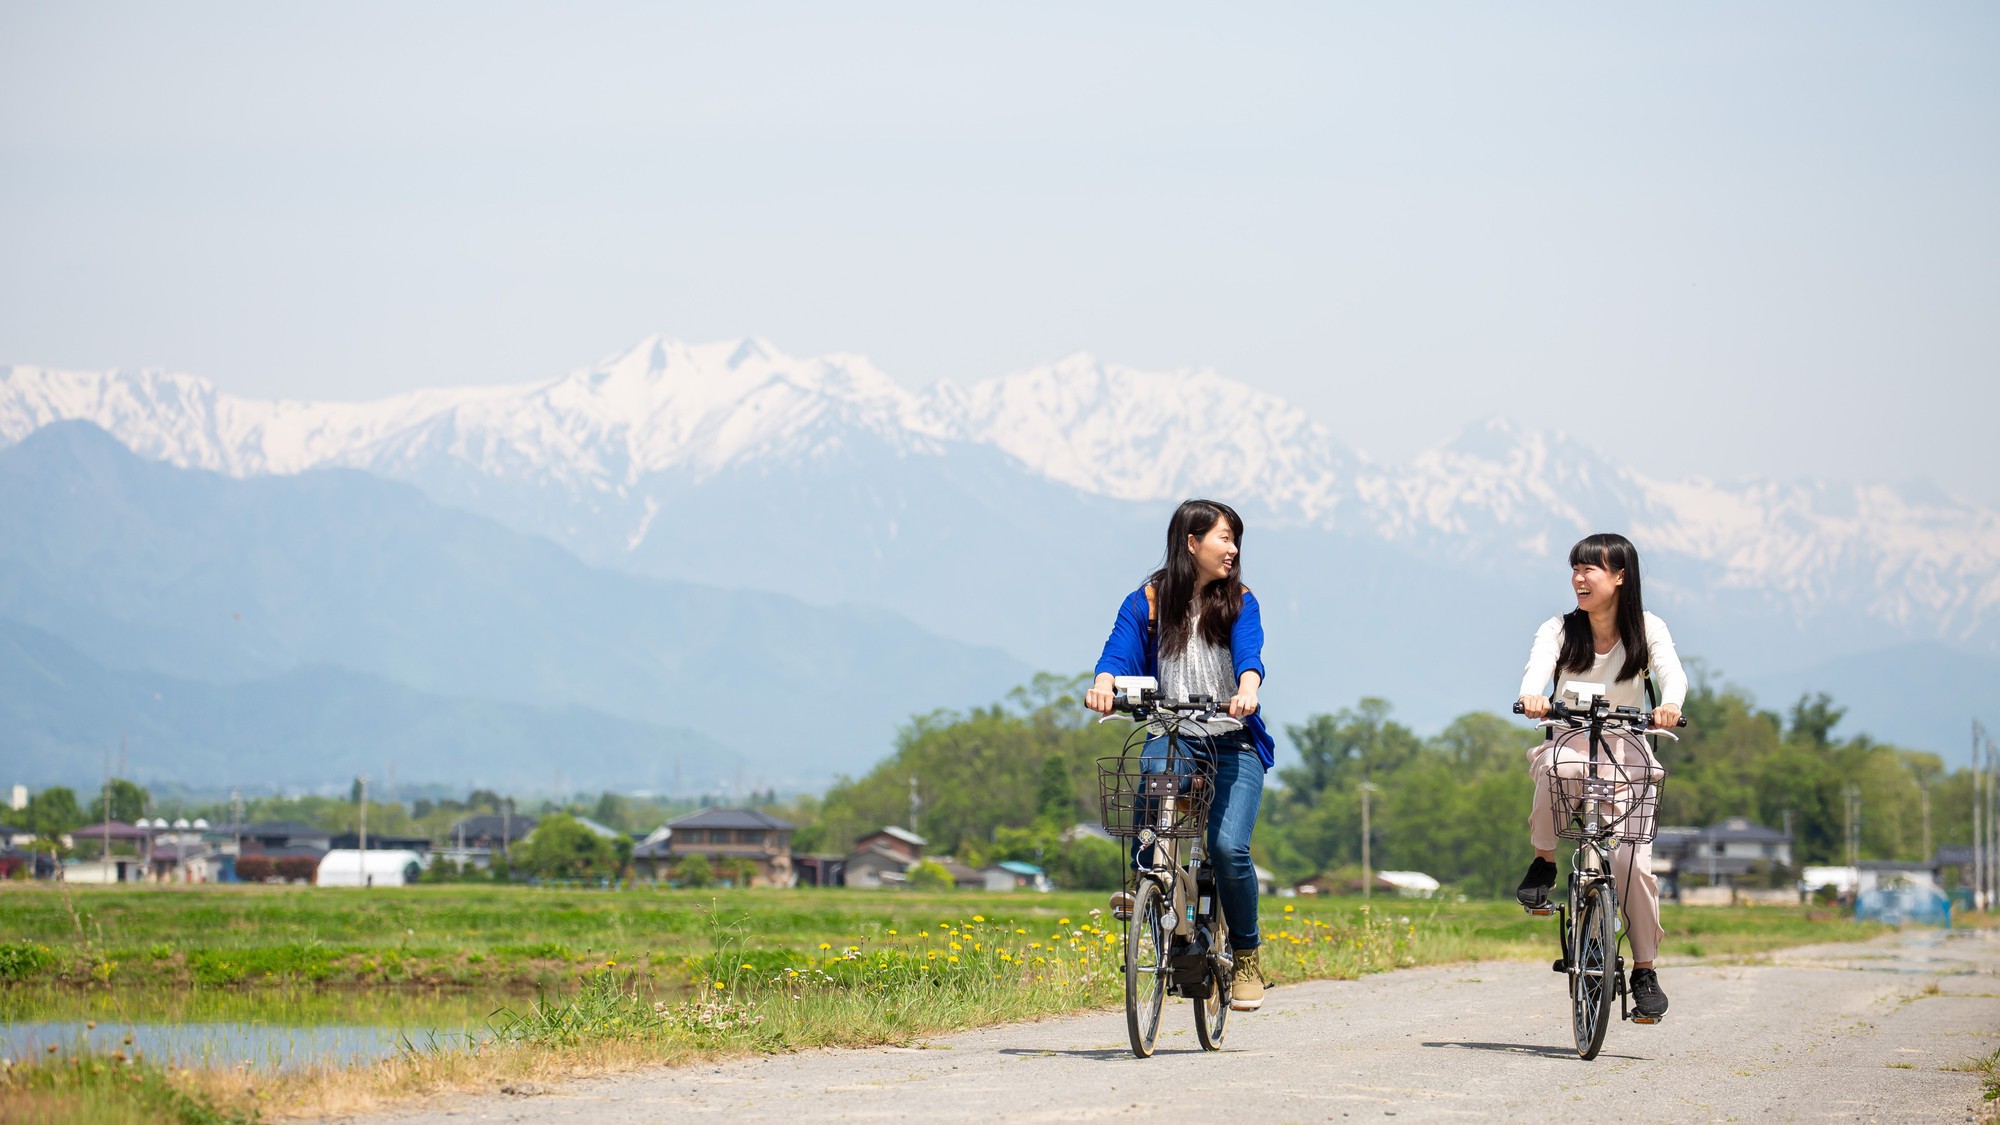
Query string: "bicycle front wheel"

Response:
xmin=1570 ymin=881 xmax=1616 ymax=1060
xmin=1193 ymin=912 xmax=1230 ymax=1050
xmin=1125 ymin=879 xmax=1169 ymax=1058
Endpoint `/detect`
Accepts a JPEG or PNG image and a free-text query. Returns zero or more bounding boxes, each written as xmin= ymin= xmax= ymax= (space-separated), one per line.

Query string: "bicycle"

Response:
xmin=1095 ymin=676 xmax=1235 ymax=1058
xmin=1513 ymin=693 xmax=1680 ymax=1060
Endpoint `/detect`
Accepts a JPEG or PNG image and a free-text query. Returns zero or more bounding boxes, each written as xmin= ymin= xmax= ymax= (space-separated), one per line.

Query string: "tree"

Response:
xmin=907 ymin=860 xmax=954 ymax=891
xmin=86 ymin=779 xmax=149 ymax=824
xmin=592 ymin=791 xmax=623 ymax=830
xmin=673 ymin=853 xmax=714 ymax=888
xmin=1788 ymin=693 xmax=1847 ymax=749
xmin=1036 ymin=755 xmax=1075 ymax=825
xmin=515 ymin=813 xmax=619 ymax=881
xmin=23 ymin=787 xmax=83 ymax=837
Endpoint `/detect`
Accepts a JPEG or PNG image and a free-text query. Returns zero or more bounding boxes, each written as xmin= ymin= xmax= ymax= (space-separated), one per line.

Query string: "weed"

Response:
xmin=0 ymin=1050 xmax=257 ymax=1125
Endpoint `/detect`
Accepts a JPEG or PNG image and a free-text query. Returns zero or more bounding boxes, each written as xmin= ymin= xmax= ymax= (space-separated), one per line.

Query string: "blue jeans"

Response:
xmin=1134 ymin=730 xmax=1265 ymax=951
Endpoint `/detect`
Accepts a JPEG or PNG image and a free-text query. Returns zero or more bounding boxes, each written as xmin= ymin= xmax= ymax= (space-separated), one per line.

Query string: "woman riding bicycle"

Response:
xmin=1084 ymin=498 xmax=1275 ymax=1012
xmin=1516 ymin=532 xmax=1686 ymax=1020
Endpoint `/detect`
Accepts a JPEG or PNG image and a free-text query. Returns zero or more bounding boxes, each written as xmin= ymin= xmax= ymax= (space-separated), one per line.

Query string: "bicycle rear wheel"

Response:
xmin=1125 ymin=879 xmax=1168 ymax=1058
xmin=1570 ymin=881 xmax=1616 ymax=1060
xmin=1193 ymin=913 xmax=1230 ymax=1050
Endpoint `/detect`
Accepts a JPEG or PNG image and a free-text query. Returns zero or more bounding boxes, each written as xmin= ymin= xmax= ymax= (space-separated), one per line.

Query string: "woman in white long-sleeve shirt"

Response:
xmin=1515 ymin=532 xmax=1686 ymax=1020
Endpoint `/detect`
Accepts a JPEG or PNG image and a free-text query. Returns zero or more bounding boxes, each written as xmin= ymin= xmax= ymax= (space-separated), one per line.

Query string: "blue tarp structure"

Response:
xmin=1854 ymin=870 xmax=1953 ymax=927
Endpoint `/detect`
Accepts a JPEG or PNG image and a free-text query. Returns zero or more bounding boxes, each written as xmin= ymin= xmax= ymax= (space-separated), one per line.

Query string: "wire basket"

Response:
xmin=1096 ymin=742 xmax=1217 ymax=841
xmin=1545 ymin=746 xmax=1666 ymax=844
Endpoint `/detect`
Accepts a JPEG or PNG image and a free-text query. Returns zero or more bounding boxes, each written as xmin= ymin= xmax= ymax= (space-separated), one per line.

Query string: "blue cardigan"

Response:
xmin=1093 ymin=586 xmax=1276 ymax=769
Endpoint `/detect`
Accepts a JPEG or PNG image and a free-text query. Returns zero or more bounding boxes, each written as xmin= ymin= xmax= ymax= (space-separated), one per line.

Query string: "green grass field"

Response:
xmin=0 ymin=882 xmax=1898 ymax=1123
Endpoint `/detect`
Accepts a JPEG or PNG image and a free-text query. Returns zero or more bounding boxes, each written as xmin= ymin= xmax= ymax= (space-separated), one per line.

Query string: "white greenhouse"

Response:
xmin=316 ymin=849 xmax=425 ymax=887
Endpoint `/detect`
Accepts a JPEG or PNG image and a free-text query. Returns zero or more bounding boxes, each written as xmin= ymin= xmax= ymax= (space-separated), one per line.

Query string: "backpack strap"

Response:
xmin=1143 ymin=586 xmax=1158 ymax=666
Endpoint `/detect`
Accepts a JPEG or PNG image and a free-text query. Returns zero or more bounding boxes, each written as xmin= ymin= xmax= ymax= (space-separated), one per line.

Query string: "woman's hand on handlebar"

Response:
xmin=1652 ymin=703 xmax=1682 ymax=730
xmin=1227 ymin=670 xmax=1261 ymax=719
xmin=1519 ymin=694 xmax=1551 ymax=720
xmin=1085 ymin=673 xmax=1116 ymax=715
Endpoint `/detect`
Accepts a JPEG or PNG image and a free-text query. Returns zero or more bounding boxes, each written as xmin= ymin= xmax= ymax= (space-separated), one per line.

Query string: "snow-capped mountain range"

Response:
xmin=5 ymin=334 xmax=1994 ymax=654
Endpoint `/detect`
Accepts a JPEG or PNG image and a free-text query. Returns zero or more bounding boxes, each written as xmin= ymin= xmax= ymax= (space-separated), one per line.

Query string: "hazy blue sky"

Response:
xmin=3 ymin=3 xmax=1996 ymax=498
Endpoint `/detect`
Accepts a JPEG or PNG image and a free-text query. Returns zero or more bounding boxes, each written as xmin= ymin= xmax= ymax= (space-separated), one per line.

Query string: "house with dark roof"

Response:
xmin=840 ymin=826 xmax=928 ymax=889
xmin=1930 ymin=845 xmax=1975 ymax=889
xmin=330 ymin=832 xmax=432 ymax=853
xmin=235 ymin=821 xmax=335 ymax=853
xmin=664 ymin=808 xmax=795 ymax=887
xmin=449 ymin=814 xmax=538 ymax=848
xmin=1653 ymin=817 xmax=1793 ymax=895
xmin=854 ymin=826 xmax=925 ymax=861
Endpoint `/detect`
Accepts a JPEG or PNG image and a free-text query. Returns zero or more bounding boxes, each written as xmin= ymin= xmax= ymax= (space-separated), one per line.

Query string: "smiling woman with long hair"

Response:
xmin=1516 ymin=532 xmax=1687 ymax=1021
xmin=1085 ymin=498 xmax=1275 ymax=1011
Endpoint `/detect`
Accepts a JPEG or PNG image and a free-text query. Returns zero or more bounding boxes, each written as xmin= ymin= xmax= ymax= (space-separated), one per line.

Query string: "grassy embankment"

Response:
xmin=0 ymin=883 xmax=1904 ymax=1122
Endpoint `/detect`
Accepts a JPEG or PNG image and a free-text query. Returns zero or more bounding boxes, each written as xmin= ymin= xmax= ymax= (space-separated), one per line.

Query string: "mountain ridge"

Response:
xmin=5 ymin=337 xmax=1993 ymax=653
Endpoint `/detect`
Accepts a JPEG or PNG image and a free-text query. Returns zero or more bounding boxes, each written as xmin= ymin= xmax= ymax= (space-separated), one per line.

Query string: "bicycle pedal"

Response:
xmin=1630 ymin=1015 xmax=1663 ymax=1025
xmin=1524 ymin=906 xmax=1555 ymax=916
xmin=1551 ymin=958 xmax=1569 ymax=974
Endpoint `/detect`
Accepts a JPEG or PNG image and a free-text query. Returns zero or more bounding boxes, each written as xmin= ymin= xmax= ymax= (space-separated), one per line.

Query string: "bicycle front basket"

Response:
xmin=1546 ymin=753 xmax=1666 ymax=844
xmin=1095 ymin=745 xmax=1216 ymax=841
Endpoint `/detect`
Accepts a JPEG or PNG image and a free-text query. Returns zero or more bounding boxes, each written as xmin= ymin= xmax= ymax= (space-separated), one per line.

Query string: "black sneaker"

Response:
xmin=1630 ymin=968 xmax=1668 ymax=1019
xmin=1515 ymin=857 xmax=1558 ymax=908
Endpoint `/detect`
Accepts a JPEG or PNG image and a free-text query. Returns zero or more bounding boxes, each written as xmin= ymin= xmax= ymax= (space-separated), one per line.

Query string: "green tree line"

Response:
xmin=801 ymin=671 xmax=1978 ymax=897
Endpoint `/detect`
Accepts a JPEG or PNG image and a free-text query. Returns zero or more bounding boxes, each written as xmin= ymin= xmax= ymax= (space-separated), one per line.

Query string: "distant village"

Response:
xmin=2 ymin=781 xmax=1976 ymax=915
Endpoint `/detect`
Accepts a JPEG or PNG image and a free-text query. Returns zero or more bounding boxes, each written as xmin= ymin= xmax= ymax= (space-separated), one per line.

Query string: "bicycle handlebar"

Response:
xmin=1513 ymin=699 xmax=1687 ymax=728
xmin=1111 ymin=690 xmax=1233 ymax=720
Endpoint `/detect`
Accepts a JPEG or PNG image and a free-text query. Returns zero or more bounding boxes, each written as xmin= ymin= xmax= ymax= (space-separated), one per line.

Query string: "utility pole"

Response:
xmin=1843 ymin=783 xmax=1862 ymax=907
xmin=1920 ymin=783 xmax=1931 ymax=870
xmin=1360 ymin=781 xmax=1375 ymax=900
xmin=102 ymin=747 xmax=112 ymax=884
xmin=1984 ymin=729 xmax=1997 ymax=912
xmin=1985 ymin=731 xmax=1997 ymax=912
xmin=1975 ymin=722 xmax=1987 ymax=912
xmin=357 ymin=775 xmax=369 ymax=887
xmin=1976 ymin=728 xmax=1992 ymax=912
xmin=908 ymin=775 xmax=921 ymax=834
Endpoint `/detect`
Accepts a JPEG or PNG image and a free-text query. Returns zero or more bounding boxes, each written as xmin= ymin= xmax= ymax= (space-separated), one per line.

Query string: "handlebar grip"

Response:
xmin=1511 ymin=701 xmax=1526 ymax=715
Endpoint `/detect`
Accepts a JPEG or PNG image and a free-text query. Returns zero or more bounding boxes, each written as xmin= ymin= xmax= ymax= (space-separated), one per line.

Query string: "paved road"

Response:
xmin=349 ymin=928 xmax=1997 ymax=1124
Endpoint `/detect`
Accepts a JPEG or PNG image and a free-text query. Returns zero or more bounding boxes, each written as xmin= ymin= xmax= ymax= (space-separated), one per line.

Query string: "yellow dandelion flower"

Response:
xmin=887 ymin=929 xmax=898 ymax=936
xmin=713 ymin=981 xmax=726 ymax=990
xmin=819 ymin=942 xmax=832 ymax=950
xmin=1283 ymin=904 xmax=1295 ymax=913
xmin=1015 ymin=928 xmax=1026 ymax=934
xmin=1058 ymin=918 xmax=1070 ymax=925
xmin=949 ymin=941 xmax=962 ymax=951
xmin=947 ymin=955 xmax=959 ymax=963
xmin=919 ymin=930 xmax=929 ymax=938
xmin=972 ymin=915 xmax=985 ymax=923
xmin=740 ymin=963 xmax=753 ymax=969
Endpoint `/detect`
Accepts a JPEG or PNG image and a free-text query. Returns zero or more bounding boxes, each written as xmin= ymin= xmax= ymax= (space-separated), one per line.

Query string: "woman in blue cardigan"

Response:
xmin=1084 ymin=498 xmax=1274 ymax=1011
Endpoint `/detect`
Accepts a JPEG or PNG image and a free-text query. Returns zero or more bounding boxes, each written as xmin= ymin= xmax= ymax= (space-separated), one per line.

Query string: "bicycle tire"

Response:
xmin=1193 ymin=912 xmax=1229 ymax=1050
xmin=1571 ymin=881 xmax=1616 ymax=1060
xmin=1125 ymin=879 xmax=1168 ymax=1058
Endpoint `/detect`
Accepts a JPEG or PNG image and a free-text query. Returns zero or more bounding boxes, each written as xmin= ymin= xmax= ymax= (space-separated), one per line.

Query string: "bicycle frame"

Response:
xmin=1131 ymin=722 xmax=1232 ymax=986
xmin=1100 ymin=686 xmax=1237 ymax=1057
xmin=1527 ymin=696 xmax=1677 ymax=1057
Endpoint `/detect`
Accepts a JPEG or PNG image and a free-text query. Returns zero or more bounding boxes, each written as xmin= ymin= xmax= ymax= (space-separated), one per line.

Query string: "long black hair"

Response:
xmin=1558 ymin=532 xmax=1649 ymax=683
xmin=1149 ymin=499 xmax=1245 ymax=657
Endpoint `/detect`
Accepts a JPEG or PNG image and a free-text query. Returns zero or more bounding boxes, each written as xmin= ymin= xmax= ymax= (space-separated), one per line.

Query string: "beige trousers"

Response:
xmin=1528 ymin=729 xmax=1665 ymax=964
